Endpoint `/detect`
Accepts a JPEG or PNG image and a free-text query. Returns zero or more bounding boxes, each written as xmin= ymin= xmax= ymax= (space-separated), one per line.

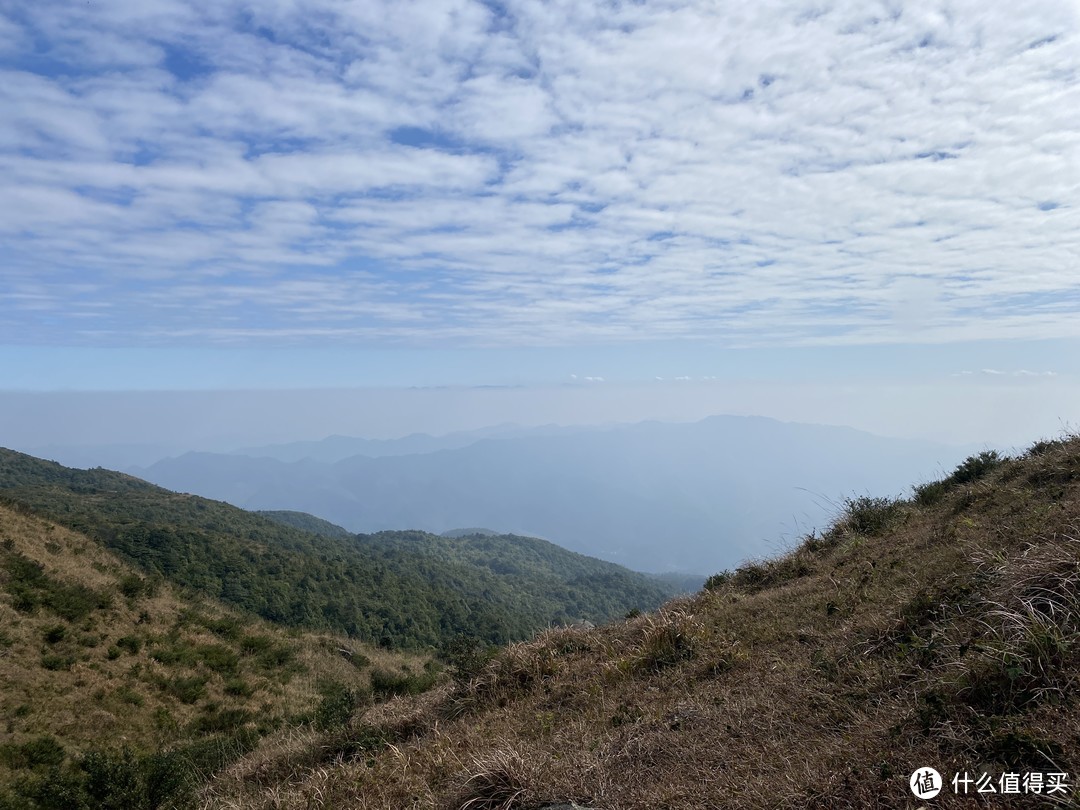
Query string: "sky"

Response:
xmin=1 ymin=0 xmax=1078 ymax=449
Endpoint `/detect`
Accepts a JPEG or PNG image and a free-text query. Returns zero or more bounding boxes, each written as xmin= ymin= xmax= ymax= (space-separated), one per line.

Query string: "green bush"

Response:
xmin=238 ymin=634 xmax=274 ymax=655
xmin=201 ymin=616 xmax=244 ymax=639
xmin=255 ymin=643 xmax=295 ymax=672
xmin=703 ymin=571 xmax=733 ymax=590
xmin=441 ymin=634 xmax=496 ymax=683
xmin=40 ymin=652 xmax=76 ymax=671
xmin=949 ymin=450 xmax=1003 ymax=485
xmin=116 ymin=635 xmax=142 ymax=654
xmin=0 ymin=736 xmax=65 ymax=769
xmin=41 ymin=624 xmax=67 ymax=644
xmin=114 ymin=686 xmax=145 ymax=706
xmin=163 ymin=675 xmax=208 ymax=704
xmin=370 ymin=667 xmax=437 ymax=697
xmin=911 ymin=452 xmax=1005 ymax=507
xmin=843 ymin=495 xmax=904 ymax=537
xmin=314 ymin=681 xmax=358 ymax=730
xmin=1027 ymin=439 xmax=1064 ymax=457
xmin=196 ymin=644 xmax=239 ymax=675
xmin=1 ymin=551 xmax=107 ymax=622
xmin=223 ymin=678 xmax=254 ymax=698
xmin=150 ymin=639 xmax=196 ymax=666
xmin=190 ymin=705 xmax=252 ymax=734
xmin=913 ymin=479 xmax=948 ymax=507
xmin=118 ymin=575 xmax=147 ymax=600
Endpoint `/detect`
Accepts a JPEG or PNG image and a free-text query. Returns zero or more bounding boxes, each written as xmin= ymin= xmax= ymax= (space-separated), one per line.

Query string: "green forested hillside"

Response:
xmin=0 ymin=449 xmax=671 ymax=649
xmin=257 ymin=509 xmax=353 ymax=538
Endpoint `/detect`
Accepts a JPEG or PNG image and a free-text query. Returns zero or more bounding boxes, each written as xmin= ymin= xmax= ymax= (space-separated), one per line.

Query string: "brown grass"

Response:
xmin=199 ymin=436 xmax=1080 ymax=809
xmin=0 ymin=503 xmax=428 ymax=785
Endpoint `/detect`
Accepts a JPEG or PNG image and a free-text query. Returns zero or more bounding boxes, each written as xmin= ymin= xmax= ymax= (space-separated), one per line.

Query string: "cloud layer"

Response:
xmin=2 ymin=0 xmax=1078 ymax=347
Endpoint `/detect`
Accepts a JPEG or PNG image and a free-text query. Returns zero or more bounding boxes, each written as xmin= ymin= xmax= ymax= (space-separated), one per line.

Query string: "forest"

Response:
xmin=0 ymin=449 xmax=674 ymax=649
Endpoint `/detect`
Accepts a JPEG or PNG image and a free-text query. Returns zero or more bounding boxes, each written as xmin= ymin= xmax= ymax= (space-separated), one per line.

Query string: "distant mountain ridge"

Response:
xmin=132 ymin=415 xmax=979 ymax=572
xmin=441 ymin=527 xmax=501 ymax=538
xmin=257 ymin=509 xmax=352 ymax=538
xmin=0 ymin=448 xmax=673 ymax=648
xmin=232 ymin=423 xmax=582 ymax=463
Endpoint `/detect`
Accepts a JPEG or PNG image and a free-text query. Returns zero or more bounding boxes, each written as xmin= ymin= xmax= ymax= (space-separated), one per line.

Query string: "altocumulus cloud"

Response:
xmin=0 ymin=0 xmax=1078 ymax=348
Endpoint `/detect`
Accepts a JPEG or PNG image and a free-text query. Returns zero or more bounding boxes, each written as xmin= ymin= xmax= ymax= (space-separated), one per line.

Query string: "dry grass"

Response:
xmin=199 ymin=436 xmax=1080 ymax=809
xmin=0 ymin=503 xmax=429 ymax=788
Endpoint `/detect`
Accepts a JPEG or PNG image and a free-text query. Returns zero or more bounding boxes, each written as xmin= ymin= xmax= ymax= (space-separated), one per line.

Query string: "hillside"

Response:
xmin=131 ymin=415 xmax=978 ymax=572
xmin=257 ymin=509 xmax=353 ymax=538
xmin=0 ymin=501 xmax=430 ymax=809
xmin=0 ymin=449 xmax=671 ymax=649
xmin=201 ymin=438 xmax=1080 ymax=808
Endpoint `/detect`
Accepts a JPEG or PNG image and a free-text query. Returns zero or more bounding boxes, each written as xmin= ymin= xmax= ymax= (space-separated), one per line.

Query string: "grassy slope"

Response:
xmin=0 ymin=502 xmax=429 ymax=807
xmin=203 ymin=438 xmax=1080 ymax=809
xmin=0 ymin=448 xmax=671 ymax=649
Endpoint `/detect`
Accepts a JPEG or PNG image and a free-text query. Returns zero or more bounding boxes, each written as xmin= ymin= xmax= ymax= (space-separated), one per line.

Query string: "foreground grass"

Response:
xmin=202 ymin=436 xmax=1080 ymax=809
xmin=0 ymin=504 xmax=431 ymax=809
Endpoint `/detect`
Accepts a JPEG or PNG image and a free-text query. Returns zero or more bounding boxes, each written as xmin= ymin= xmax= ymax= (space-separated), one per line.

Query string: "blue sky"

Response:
xmin=0 ymin=0 xmax=1077 ymax=443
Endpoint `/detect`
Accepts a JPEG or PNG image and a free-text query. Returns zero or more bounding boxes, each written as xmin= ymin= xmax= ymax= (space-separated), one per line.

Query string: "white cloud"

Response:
xmin=1 ymin=0 xmax=1079 ymax=346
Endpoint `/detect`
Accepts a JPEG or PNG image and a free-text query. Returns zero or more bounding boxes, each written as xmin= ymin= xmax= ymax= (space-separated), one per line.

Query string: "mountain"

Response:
xmin=0 ymin=499 xmax=431 ymax=810
xmin=0 ymin=449 xmax=672 ymax=650
xmin=257 ymin=509 xmax=353 ymax=538
xmin=231 ymin=423 xmax=578 ymax=463
xmin=201 ymin=436 xmax=1080 ymax=809
xmin=441 ymin=527 xmax=501 ymax=538
xmin=133 ymin=415 xmax=980 ymax=572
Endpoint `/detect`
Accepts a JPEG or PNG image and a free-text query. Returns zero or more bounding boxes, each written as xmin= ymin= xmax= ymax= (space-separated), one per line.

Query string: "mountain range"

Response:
xmin=0 ymin=448 xmax=673 ymax=648
xmin=130 ymin=415 xmax=980 ymax=573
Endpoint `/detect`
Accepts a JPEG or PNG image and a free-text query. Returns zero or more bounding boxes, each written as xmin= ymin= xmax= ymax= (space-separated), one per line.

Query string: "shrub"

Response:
xmin=370 ymin=667 xmax=437 ymax=697
xmin=118 ymin=574 xmax=147 ymax=600
xmin=703 ymin=571 xmax=733 ymax=590
xmin=201 ymin=616 xmax=243 ymax=639
xmin=164 ymin=675 xmax=208 ymax=704
xmin=442 ymin=634 xmax=497 ymax=683
xmin=196 ymin=644 xmax=239 ymax=675
xmin=314 ymin=681 xmax=358 ymax=730
xmin=41 ymin=624 xmax=67 ymax=644
xmin=949 ymin=450 xmax=1003 ymax=485
xmin=0 ymin=736 xmax=66 ymax=769
xmin=40 ymin=653 xmax=76 ymax=671
xmin=913 ymin=479 xmax=948 ymax=507
xmin=191 ymin=705 xmax=252 ymax=734
xmin=116 ymin=635 xmax=142 ymax=654
xmin=843 ymin=495 xmax=904 ymax=537
xmin=239 ymin=634 xmax=274 ymax=655
xmin=1027 ymin=439 xmax=1064 ymax=458
xmin=223 ymin=678 xmax=254 ymax=698
xmin=114 ymin=686 xmax=144 ymax=706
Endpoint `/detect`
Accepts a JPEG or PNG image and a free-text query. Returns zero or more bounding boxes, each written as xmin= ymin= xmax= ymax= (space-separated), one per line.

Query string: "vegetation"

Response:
xmin=198 ymin=435 xmax=1080 ymax=808
xmin=0 ymin=449 xmax=673 ymax=650
xmin=0 ymin=501 xmax=429 ymax=810
xmin=257 ymin=510 xmax=353 ymax=538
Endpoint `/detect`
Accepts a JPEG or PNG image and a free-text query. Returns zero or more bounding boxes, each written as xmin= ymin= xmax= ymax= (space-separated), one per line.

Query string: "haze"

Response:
xmin=2 ymin=0 xmax=1078 ymax=570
